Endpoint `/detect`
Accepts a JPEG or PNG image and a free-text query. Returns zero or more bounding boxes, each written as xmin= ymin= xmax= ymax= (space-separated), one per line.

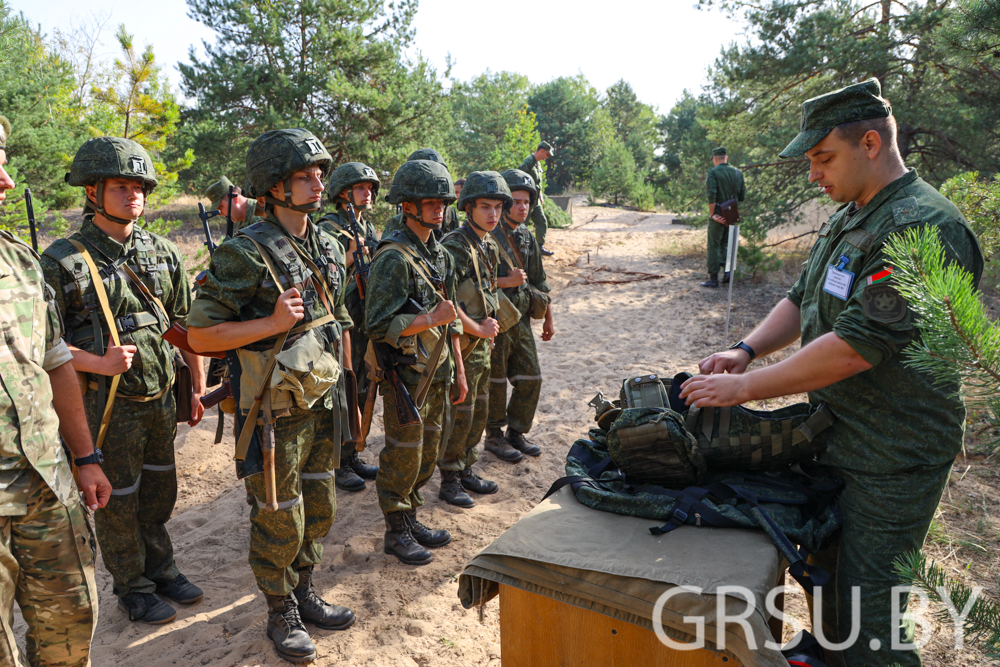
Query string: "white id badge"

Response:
xmin=823 ymin=264 xmax=854 ymax=300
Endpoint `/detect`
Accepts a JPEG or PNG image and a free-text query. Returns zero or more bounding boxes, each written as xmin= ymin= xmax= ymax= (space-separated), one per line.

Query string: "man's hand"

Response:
xmin=680 ymin=373 xmax=750 ymax=408
xmin=452 ymin=369 xmax=469 ymax=404
xmin=474 ymin=317 xmax=500 ymax=340
xmin=77 ymin=464 xmax=112 ymax=511
xmin=541 ymin=305 xmax=555 ymax=341
xmin=711 ymin=213 xmax=727 ymax=224
xmin=188 ymin=390 xmax=205 ymax=426
xmin=270 ymin=288 xmax=305 ymax=331
xmin=100 ymin=344 xmax=137 ymax=375
xmin=497 ymin=269 xmax=527 ymax=289
xmin=698 ymin=349 xmax=751 ymax=376
xmin=429 ymin=300 xmax=457 ymax=327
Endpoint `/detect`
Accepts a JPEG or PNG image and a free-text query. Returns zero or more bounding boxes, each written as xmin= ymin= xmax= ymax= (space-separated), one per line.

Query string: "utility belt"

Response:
xmin=85 ymin=379 xmax=172 ymax=403
xmin=70 ymin=311 xmax=161 ymax=346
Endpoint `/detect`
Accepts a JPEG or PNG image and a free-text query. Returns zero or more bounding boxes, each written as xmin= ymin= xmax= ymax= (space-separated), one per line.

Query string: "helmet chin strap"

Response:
xmin=503 ymin=213 xmax=524 ymax=229
xmin=466 ymin=209 xmax=492 ymax=234
xmin=264 ymin=178 xmax=321 ymax=213
xmin=403 ymin=205 xmax=442 ymax=230
xmin=89 ymin=181 xmax=142 ymax=226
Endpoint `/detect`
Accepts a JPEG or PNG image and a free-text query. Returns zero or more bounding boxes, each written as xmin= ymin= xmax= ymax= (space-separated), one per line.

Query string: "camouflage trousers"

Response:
xmin=487 ymin=317 xmax=542 ymax=434
xmin=529 ymin=203 xmax=548 ymax=247
xmin=245 ymin=406 xmax=340 ymax=597
xmin=706 ymin=219 xmax=731 ymax=274
xmin=1 ymin=470 xmax=97 ymax=667
xmin=439 ymin=344 xmax=490 ymax=472
xmin=806 ymin=462 xmax=953 ymax=667
xmin=376 ymin=378 xmax=450 ymax=515
xmin=84 ymin=390 xmax=179 ymax=598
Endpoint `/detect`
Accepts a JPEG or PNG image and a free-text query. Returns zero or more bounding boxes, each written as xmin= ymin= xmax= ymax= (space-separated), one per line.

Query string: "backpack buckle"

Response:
xmin=117 ymin=314 xmax=137 ymax=333
xmin=671 ymin=508 xmax=689 ymax=525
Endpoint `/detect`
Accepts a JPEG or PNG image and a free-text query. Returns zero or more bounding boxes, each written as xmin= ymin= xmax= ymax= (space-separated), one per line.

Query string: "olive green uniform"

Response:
xmin=705 ymin=162 xmax=745 ymax=274
xmin=438 ymin=225 xmax=500 ymax=471
xmin=517 ymin=154 xmax=548 ymax=247
xmin=488 ymin=221 xmax=550 ymax=434
xmin=788 ymin=170 xmax=983 ymax=667
xmin=41 ymin=220 xmax=190 ymax=599
xmin=364 ymin=227 xmax=462 ymax=515
xmin=188 ymin=214 xmax=353 ymax=596
xmin=0 ymin=231 xmax=98 ymax=667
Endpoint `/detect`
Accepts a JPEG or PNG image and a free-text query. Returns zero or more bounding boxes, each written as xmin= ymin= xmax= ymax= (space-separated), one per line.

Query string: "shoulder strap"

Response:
xmin=499 ymin=224 xmax=526 ymax=270
xmin=67 ymin=239 xmax=120 ymax=450
xmin=458 ymin=232 xmax=490 ymax=316
xmin=374 ymin=242 xmax=448 ymax=302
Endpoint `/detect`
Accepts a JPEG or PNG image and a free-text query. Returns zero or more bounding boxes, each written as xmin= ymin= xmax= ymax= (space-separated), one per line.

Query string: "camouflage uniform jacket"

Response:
xmin=365 ymin=226 xmax=462 ymax=385
xmin=706 ymin=163 xmax=746 ymax=205
xmin=442 ymin=225 xmax=501 ymax=359
xmin=0 ymin=231 xmax=78 ymax=514
xmin=517 ymin=155 xmax=545 ymax=203
xmin=787 ymin=169 xmax=983 ymax=473
xmin=382 ymin=207 xmax=460 ymax=240
xmin=40 ymin=219 xmax=191 ymax=398
xmin=492 ymin=220 xmax=551 ymax=316
xmin=317 ymin=207 xmax=380 ymax=278
xmin=187 ymin=213 xmax=352 ymax=367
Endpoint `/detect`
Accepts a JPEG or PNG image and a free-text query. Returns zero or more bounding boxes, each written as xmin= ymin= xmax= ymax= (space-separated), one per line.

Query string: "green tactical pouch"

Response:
xmin=272 ymin=327 xmax=342 ymax=410
xmin=620 ymin=374 xmax=670 ymax=409
xmin=526 ymin=284 xmax=550 ymax=320
xmin=607 ymin=407 xmax=707 ymax=488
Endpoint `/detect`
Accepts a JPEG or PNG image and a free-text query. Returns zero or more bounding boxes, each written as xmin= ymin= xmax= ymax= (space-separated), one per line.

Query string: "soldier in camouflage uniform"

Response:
xmin=188 ymin=129 xmax=358 ymax=663
xmin=0 ymin=114 xmax=112 ymax=667
xmin=317 ymin=162 xmax=382 ymax=493
xmin=204 ymin=176 xmax=259 ymax=230
xmin=436 ymin=171 xmax=509 ymax=508
xmin=40 ymin=137 xmax=207 ymax=626
xmin=382 ymin=148 xmax=460 ymax=239
xmin=681 ymin=80 xmax=984 ymax=667
xmin=484 ymin=169 xmax=555 ymax=462
xmin=701 ymin=147 xmax=746 ymax=288
xmin=517 ymin=141 xmax=555 ymax=256
xmin=365 ymin=159 xmax=468 ymax=565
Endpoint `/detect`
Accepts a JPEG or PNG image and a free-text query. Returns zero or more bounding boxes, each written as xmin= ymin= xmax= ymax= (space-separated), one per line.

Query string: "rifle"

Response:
xmin=24 ymin=188 xmax=37 ymax=252
xmin=225 ymin=185 xmax=235 ymax=239
xmin=346 ymin=203 xmax=422 ymax=445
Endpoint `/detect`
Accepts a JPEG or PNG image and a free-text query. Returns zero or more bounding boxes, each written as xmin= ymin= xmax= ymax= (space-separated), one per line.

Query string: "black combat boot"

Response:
xmin=484 ymin=427 xmax=523 ymax=463
xmin=118 ymin=592 xmax=176 ymax=625
xmin=345 ymin=449 xmax=378 ymax=480
xmin=293 ymin=566 xmax=356 ymax=631
xmin=334 ymin=466 xmax=366 ymax=492
xmin=460 ymin=467 xmax=499 ymax=495
xmin=506 ymin=428 xmax=541 ymax=457
xmin=721 ymin=271 xmax=731 ymax=285
xmin=700 ymin=273 xmax=719 ymax=288
xmin=383 ymin=512 xmax=434 ymax=565
xmin=438 ymin=469 xmax=475 ymax=508
xmin=404 ymin=508 xmax=452 ymax=548
xmin=540 ymin=245 xmax=555 ymax=256
xmin=155 ymin=573 xmax=204 ymax=605
xmin=264 ymin=593 xmax=316 ymax=664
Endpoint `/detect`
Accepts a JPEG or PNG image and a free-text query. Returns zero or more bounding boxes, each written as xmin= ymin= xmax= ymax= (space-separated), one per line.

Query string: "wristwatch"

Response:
xmin=74 ymin=449 xmax=104 ymax=467
xmin=729 ymin=340 xmax=756 ymax=362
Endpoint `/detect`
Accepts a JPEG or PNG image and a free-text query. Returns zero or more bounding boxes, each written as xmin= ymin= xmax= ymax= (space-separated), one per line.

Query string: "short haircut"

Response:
xmin=835 ymin=114 xmax=898 ymax=155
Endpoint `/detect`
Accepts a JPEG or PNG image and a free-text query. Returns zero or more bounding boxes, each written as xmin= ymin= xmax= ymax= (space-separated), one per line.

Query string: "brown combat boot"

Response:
xmin=484 ymin=427 xmax=523 ymax=463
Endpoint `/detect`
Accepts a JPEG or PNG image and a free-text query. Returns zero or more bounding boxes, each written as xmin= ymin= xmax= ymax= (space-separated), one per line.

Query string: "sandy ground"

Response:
xmin=15 ymin=203 xmax=991 ymax=665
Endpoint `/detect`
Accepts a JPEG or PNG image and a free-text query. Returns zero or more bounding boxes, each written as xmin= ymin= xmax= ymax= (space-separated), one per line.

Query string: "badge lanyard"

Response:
xmin=822 ymin=254 xmax=854 ymax=301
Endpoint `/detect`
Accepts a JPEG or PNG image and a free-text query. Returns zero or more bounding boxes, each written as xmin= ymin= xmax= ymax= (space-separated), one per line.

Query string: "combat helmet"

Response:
xmin=385 ymin=159 xmax=455 ymax=229
xmin=501 ymin=168 xmax=539 ymax=209
xmin=66 ymin=137 xmax=158 ymax=225
xmin=326 ymin=161 xmax=380 ymax=208
xmin=457 ymin=171 xmax=512 ymax=232
xmin=407 ymin=147 xmax=446 ymax=164
xmin=245 ymin=128 xmax=332 ymax=214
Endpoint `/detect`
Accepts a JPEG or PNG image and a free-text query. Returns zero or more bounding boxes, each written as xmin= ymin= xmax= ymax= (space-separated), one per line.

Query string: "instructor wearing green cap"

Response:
xmin=680 ymin=79 xmax=983 ymax=666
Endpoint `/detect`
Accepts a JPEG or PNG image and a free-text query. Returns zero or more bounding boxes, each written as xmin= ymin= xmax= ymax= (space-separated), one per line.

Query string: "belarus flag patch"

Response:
xmin=866 ymin=267 xmax=893 ymax=285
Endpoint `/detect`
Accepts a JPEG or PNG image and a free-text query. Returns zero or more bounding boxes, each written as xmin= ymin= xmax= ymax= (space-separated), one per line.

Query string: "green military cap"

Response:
xmin=0 ymin=115 xmax=10 ymax=150
xmin=712 ymin=147 xmax=727 ymax=156
xmin=205 ymin=176 xmax=235 ymax=211
xmin=779 ymin=78 xmax=892 ymax=158
xmin=538 ymin=141 xmax=555 ymax=156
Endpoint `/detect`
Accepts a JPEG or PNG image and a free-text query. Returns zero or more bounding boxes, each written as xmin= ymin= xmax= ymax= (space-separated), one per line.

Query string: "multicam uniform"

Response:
xmin=41 ymin=219 xmax=191 ymax=601
xmin=1 ymin=231 xmax=98 ymax=667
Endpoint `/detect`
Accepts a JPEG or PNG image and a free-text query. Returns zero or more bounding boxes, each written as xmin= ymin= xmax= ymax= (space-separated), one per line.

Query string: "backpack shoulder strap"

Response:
xmin=373 ymin=242 xmax=447 ymax=302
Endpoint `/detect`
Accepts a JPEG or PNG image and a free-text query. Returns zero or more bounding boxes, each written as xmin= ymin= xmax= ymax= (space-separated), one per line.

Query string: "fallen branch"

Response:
xmin=583 ymin=265 xmax=665 ymax=285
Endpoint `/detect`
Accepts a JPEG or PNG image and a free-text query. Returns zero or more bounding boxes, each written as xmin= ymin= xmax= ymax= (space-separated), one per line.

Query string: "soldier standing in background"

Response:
xmin=365 ymin=159 xmax=468 ymax=565
xmin=41 ymin=137 xmax=207 ymax=626
xmin=204 ymin=176 xmax=259 ymax=229
xmin=436 ymin=171 xmax=509 ymax=508
xmin=318 ymin=162 xmax=382 ymax=492
xmin=0 ymin=113 xmax=112 ymax=667
xmin=517 ymin=141 xmax=555 ymax=256
xmin=484 ymin=169 xmax=554 ymax=462
xmin=701 ymin=146 xmax=745 ymax=288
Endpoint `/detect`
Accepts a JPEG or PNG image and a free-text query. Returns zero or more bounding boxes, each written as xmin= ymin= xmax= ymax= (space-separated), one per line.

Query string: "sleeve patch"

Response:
xmin=862 ymin=283 xmax=907 ymax=323
xmin=892 ymin=197 xmax=922 ymax=226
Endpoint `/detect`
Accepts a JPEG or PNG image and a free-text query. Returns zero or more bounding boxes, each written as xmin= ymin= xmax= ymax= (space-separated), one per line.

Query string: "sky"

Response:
xmin=14 ymin=0 xmax=746 ymax=114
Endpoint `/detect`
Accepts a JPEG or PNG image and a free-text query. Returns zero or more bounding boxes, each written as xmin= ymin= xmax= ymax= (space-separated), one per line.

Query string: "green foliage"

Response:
xmin=542 ymin=197 xmax=572 ymax=229
xmin=628 ymin=180 xmax=656 ymax=211
xmin=604 ymin=79 xmax=659 ymax=177
xmin=449 ymin=71 xmax=531 ymax=175
xmin=893 ymin=550 xmax=1000 ymax=658
xmin=140 ymin=216 xmax=183 ymax=237
xmin=940 ymin=172 xmax=1000 ymax=261
xmin=590 ymin=138 xmax=638 ymax=206
xmin=528 ymin=75 xmax=605 ymax=192
xmin=487 ymin=106 xmax=540 ymax=174
xmin=883 ymin=225 xmax=1000 ymax=406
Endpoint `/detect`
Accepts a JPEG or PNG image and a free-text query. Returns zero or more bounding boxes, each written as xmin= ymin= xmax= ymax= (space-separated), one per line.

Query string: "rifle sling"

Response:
xmin=67 ymin=240 xmax=122 ymax=450
xmin=499 ymin=223 xmax=527 ymax=271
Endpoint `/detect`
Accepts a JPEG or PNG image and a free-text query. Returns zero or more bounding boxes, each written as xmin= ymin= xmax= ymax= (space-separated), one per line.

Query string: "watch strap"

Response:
xmin=730 ymin=340 xmax=756 ymax=361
